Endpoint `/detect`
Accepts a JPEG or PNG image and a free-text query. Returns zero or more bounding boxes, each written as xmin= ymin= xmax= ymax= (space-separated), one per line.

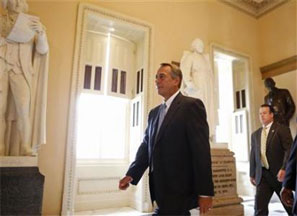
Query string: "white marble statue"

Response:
xmin=180 ymin=38 xmax=216 ymax=141
xmin=0 ymin=0 xmax=49 ymax=156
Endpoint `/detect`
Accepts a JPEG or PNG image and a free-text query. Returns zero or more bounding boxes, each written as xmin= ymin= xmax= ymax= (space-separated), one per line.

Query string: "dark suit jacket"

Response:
xmin=250 ymin=122 xmax=292 ymax=185
xmin=283 ymin=135 xmax=297 ymax=214
xmin=126 ymin=92 xmax=214 ymax=211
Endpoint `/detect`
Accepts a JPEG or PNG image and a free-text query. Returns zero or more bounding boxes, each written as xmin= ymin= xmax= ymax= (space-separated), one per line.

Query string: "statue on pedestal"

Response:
xmin=264 ymin=77 xmax=295 ymax=127
xmin=0 ymin=0 xmax=49 ymax=156
xmin=180 ymin=38 xmax=216 ymax=141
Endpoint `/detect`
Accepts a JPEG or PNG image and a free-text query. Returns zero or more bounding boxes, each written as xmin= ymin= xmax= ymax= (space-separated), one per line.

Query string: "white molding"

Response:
xmin=0 ymin=156 xmax=38 ymax=167
xmin=221 ymin=0 xmax=289 ymax=18
xmin=210 ymin=43 xmax=255 ymax=149
xmin=77 ymin=177 xmax=121 ymax=195
xmin=61 ymin=3 xmax=153 ymax=215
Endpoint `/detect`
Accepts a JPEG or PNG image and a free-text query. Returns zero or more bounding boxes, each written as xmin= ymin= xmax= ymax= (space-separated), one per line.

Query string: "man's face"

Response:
xmin=155 ymin=66 xmax=179 ymax=100
xmin=259 ymin=106 xmax=274 ymax=126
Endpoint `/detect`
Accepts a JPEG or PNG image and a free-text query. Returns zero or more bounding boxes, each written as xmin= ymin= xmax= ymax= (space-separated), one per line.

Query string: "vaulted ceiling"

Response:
xmin=221 ymin=0 xmax=289 ymax=18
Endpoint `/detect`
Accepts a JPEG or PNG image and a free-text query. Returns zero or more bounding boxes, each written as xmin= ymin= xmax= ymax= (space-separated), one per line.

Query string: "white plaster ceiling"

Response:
xmin=221 ymin=0 xmax=289 ymax=18
xmin=86 ymin=0 xmax=289 ymax=39
xmin=86 ymin=13 xmax=145 ymax=43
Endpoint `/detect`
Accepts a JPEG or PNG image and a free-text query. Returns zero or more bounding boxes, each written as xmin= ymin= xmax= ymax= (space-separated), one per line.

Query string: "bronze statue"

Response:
xmin=264 ymin=78 xmax=296 ymax=127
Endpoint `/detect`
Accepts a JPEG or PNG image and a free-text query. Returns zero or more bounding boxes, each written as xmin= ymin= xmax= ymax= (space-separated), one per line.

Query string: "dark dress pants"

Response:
xmin=152 ymin=208 xmax=190 ymax=216
xmin=255 ymin=168 xmax=293 ymax=216
xmin=150 ymin=172 xmax=191 ymax=216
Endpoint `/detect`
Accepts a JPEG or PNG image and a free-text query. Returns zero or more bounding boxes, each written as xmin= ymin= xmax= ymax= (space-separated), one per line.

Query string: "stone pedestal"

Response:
xmin=0 ymin=157 xmax=44 ymax=216
xmin=207 ymin=148 xmax=244 ymax=216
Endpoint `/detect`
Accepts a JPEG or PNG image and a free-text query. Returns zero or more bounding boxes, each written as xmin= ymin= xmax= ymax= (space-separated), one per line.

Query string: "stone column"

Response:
xmin=207 ymin=148 xmax=244 ymax=216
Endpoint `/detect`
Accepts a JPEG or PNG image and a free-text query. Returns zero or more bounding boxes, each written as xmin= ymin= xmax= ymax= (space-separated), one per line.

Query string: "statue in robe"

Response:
xmin=180 ymin=38 xmax=216 ymax=141
xmin=0 ymin=0 xmax=49 ymax=156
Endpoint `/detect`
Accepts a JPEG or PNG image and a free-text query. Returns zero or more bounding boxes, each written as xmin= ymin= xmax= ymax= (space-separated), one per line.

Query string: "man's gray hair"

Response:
xmin=160 ymin=63 xmax=183 ymax=88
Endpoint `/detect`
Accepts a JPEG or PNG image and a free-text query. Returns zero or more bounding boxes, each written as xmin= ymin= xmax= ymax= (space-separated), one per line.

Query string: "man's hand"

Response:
xmin=280 ymin=187 xmax=294 ymax=207
xmin=198 ymin=196 xmax=212 ymax=214
xmin=119 ymin=176 xmax=133 ymax=190
xmin=277 ymin=169 xmax=286 ymax=182
xmin=250 ymin=177 xmax=256 ymax=186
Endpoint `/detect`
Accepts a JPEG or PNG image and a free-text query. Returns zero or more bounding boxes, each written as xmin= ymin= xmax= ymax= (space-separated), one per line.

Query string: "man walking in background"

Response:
xmin=250 ymin=104 xmax=293 ymax=215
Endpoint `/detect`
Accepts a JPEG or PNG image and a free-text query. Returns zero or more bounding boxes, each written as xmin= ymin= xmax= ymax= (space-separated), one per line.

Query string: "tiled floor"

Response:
xmin=75 ymin=194 xmax=288 ymax=216
xmin=75 ymin=207 xmax=151 ymax=216
xmin=75 ymin=208 xmax=200 ymax=216
xmin=242 ymin=194 xmax=287 ymax=216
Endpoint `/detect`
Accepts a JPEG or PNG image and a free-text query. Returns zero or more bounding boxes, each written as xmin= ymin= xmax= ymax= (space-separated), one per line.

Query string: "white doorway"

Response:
xmin=61 ymin=4 xmax=153 ymax=215
xmin=213 ymin=47 xmax=253 ymax=196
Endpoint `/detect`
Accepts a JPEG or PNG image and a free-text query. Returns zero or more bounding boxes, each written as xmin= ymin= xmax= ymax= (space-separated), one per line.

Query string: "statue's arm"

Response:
xmin=264 ymin=95 xmax=269 ymax=104
xmin=30 ymin=17 xmax=49 ymax=54
xmin=180 ymin=52 xmax=195 ymax=89
xmin=203 ymin=53 xmax=214 ymax=78
xmin=285 ymin=90 xmax=296 ymax=120
xmin=35 ymin=31 xmax=49 ymax=54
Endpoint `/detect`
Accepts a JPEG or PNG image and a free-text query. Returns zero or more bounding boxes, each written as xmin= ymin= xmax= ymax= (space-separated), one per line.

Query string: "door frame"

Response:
xmin=210 ymin=44 xmax=255 ymax=149
xmin=61 ymin=3 xmax=154 ymax=215
xmin=211 ymin=44 xmax=256 ymax=196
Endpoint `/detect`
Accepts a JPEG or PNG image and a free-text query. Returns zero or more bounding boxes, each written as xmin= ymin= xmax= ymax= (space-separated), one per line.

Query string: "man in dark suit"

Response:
xmin=281 ymin=132 xmax=297 ymax=215
xmin=119 ymin=63 xmax=214 ymax=215
xmin=250 ymin=104 xmax=293 ymax=215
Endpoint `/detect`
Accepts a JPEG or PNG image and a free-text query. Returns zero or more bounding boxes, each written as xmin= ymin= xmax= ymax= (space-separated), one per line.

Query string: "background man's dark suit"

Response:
xmin=250 ymin=121 xmax=292 ymax=215
xmin=250 ymin=122 xmax=292 ymax=185
xmin=126 ymin=93 xmax=214 ymax=214
xmin=281 ymin=135 xmax=297 ymax=215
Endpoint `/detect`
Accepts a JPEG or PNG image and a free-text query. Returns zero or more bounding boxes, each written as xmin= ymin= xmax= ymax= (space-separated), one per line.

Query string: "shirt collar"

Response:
xmin=263 ymin=121 xmax=273 ymax=129
xmin=163 ymin=90 xmax=180 ymax=109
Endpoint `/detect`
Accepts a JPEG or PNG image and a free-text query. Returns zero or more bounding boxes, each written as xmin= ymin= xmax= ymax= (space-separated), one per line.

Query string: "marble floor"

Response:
xmin=75 ymin=207 xmax=200 ymax=216
xmin=75 ymin=194 xmax=288 ymax=216
xmin=242 ymin=195 xmax=287 ymax=216
xmin=75 ymin=207 xmax=151 ymax=216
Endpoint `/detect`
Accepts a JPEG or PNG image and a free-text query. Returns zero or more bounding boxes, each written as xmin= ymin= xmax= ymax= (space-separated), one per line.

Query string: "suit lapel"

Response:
xmin=151 ymin=108 xmax=160 ymax=148
xmin=155 ymin=93 xmax=183 ymax=144
xmin=266 ymin=122 xmax=277 ymax=148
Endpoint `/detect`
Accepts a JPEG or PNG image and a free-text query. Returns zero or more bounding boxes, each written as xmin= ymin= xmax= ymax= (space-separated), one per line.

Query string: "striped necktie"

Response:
xmin=151 ymin=103 xmax=167 ymax=172
xmin=261 ymin=126 xmax=269 ymax=169
xmin=156 ymin=103 xmax=167 ymax=135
